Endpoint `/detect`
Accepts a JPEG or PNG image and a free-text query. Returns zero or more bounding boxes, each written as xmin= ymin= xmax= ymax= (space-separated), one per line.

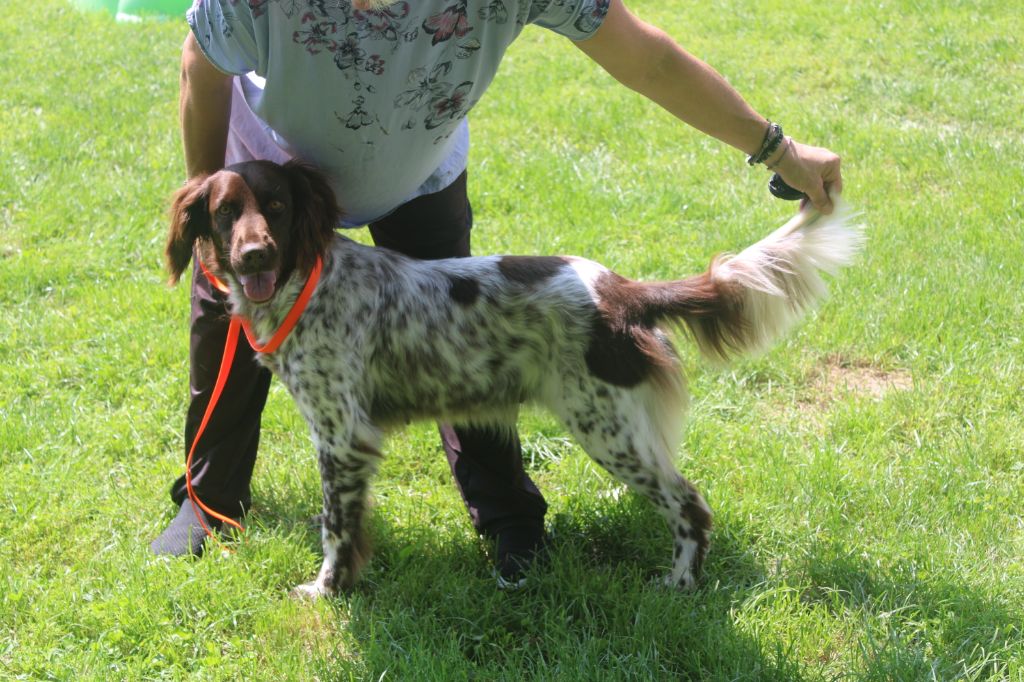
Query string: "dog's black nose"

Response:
xmin=239 ymin=243 xmax=272 ymax=271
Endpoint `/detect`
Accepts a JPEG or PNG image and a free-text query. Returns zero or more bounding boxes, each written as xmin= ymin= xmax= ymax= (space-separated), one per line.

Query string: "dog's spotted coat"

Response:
xmin=166 ymin=160 xmax=861 ymax=597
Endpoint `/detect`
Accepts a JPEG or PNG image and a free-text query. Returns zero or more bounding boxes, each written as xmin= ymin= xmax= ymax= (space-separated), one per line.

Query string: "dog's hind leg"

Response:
xmin=549 ymin=377 xmax=711 ymax=589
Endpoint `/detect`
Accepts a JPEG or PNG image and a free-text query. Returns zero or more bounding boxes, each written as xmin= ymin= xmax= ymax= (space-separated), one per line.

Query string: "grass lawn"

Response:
xmin=1 ymin=0 xmax=1022 ymax=679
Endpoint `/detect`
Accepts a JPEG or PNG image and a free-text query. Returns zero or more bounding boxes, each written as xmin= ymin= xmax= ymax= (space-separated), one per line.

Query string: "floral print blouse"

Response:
xmin=188 ymin=0 xmax=609 ymax=224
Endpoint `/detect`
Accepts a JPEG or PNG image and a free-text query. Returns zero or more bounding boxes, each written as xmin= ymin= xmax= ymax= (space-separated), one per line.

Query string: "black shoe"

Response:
xmin=149 ymin=501 xmax=237 ymax=558
xmin=492 ymin=523 xmax=548 ymax=590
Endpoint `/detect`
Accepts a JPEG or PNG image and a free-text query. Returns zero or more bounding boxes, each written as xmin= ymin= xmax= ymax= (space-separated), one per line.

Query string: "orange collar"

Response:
xmin=198 ymin=257 xmax=323 ymax=354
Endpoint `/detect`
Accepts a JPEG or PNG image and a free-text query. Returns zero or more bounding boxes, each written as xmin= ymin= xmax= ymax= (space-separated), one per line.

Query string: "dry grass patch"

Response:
xmin=815 ymin=356 xmax=913 ymax=401
xmin=783 ymin=356 xmax=913 ymax=423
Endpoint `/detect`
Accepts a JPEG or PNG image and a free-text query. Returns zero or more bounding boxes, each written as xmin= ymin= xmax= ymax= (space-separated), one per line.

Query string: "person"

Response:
xmin=151 ymin=0 xmax=843 ymax=587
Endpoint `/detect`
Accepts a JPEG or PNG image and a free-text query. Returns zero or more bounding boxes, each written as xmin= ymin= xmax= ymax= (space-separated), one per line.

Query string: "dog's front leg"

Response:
xmin=291 ymin=419 xmax=382 ymax=600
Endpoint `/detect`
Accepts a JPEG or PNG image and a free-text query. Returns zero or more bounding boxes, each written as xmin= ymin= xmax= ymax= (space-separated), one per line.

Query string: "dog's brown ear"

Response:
xmin=166 ymin=174 xmax=211 ymax=285
xmin=284 ymin=160 xmax=341 ymax=274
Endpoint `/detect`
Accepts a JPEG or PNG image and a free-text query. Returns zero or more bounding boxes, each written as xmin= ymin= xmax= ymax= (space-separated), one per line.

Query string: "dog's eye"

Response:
xmin=267 ymin=200 xmax=286 ymax=213
xmin=215 ymin=204 xmax=233 ymax=217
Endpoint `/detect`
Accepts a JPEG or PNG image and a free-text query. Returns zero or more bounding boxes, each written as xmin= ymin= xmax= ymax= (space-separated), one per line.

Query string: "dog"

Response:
xmin=165 ymin=159 xmax=861 ymax=598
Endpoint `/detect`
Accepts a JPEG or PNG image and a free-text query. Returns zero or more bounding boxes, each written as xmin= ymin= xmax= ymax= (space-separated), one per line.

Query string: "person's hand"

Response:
xmin=768 ymin=139 xmax=843 ymax=214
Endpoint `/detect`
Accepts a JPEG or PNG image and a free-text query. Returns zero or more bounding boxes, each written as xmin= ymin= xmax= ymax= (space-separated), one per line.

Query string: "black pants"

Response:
xmin=169 ymin=172 xmax=547 ymax=537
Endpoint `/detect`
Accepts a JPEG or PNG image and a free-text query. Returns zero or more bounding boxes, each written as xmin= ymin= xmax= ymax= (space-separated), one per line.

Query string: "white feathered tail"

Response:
xmin=652 ymin=196 xmax=864 ymax=362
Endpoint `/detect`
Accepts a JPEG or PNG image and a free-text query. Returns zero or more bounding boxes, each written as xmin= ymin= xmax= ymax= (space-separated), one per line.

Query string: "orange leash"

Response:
xmin=186 ymin=258 xmax=323 ymax=543
xmin=184 ymin=316 xmax=245 ymax=540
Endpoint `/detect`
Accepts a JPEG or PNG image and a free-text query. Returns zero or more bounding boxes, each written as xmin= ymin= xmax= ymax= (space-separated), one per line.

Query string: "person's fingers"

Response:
xmin=822 ymin=154 xmax=843 ymax=199
xmin=829 ymin=175 xmax=843 ymax=198
xmin=785 ymin=141 xmax=841 ymax=212
xmin=805 ymin=179 xmax=833 ymax=215
xmin=771 ymin=140 xmax=842 ymax=213
xmin=830 ymin=173 xmax=843 ymax=199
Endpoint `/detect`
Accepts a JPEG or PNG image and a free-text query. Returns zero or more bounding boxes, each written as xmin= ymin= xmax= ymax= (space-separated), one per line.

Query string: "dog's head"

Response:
xmin=166 ymin=160 xmax=340 ymax=302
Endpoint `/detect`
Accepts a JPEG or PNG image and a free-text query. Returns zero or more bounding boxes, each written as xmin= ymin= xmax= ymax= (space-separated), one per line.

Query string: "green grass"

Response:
xmin=2 ymin=0 xmax=1022 ymax=679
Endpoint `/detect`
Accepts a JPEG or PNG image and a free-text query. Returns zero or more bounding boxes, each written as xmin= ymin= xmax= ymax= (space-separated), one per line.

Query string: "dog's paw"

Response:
xmin=289 ymin=581 xmax=335 ymax=601
xmin=663 ymin=570 xmax=698 ymax=591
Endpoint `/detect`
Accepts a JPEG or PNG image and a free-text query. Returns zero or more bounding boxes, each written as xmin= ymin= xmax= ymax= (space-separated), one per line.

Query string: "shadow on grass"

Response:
xmin=252 ymin=482 xmax=1023 ymax=679
xmin=254 ymin=486 xmax=806 ymax=680
xmin=792 ymin=546 xmax=1022 ymax=679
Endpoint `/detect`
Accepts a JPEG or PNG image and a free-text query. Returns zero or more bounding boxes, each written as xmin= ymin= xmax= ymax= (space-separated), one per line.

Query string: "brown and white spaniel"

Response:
xmin=166 ymin=160 xmax=862 ymax=598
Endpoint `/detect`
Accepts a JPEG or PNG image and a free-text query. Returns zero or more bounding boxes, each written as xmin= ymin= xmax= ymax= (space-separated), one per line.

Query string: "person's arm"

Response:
xmin=575 ymin=0 xmax=842 ymax=213
xmin=180 ymin=32 xmax=234 ymax=179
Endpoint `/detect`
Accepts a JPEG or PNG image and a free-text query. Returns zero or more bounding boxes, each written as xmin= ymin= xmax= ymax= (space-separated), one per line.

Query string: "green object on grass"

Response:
xmin=118 ymin=0 xmax=190 ymax=16
xmin=69 ymin=0 xmax=190 ymax=19
xmin=70 ymin=0 xmax=119 ymax=11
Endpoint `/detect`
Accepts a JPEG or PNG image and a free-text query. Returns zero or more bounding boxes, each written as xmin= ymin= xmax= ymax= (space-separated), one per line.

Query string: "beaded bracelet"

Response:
xmin=747 ymin=121 xmax=785 ymax=166
xmin=765 ymin=137 xmax=792 ymax=170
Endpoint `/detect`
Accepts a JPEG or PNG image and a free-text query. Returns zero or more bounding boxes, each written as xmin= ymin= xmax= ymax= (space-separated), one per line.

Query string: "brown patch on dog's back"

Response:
xmin=497 ymin=256 xmax=567 ymax=285
xmin=584 ymin=269 xmax=740 ymax=387
xmin=585 ymin=317 xmax=656 ymax=387
xmin=585 ymin=272 xmax=676 ymax=387
xmin=447 ymin=274 xmax=480 ymax=306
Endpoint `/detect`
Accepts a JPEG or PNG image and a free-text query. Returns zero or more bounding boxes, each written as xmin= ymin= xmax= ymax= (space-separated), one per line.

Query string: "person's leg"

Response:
xmin=438 ymin=425 xmax=547 ymax=586
xmin=152 ymin=76 xmax=284 ymax=557
xmin=368 ymin=173 xmax=547 ymax=581
xmin=150 ymin=261 xmax=272 ymax=556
